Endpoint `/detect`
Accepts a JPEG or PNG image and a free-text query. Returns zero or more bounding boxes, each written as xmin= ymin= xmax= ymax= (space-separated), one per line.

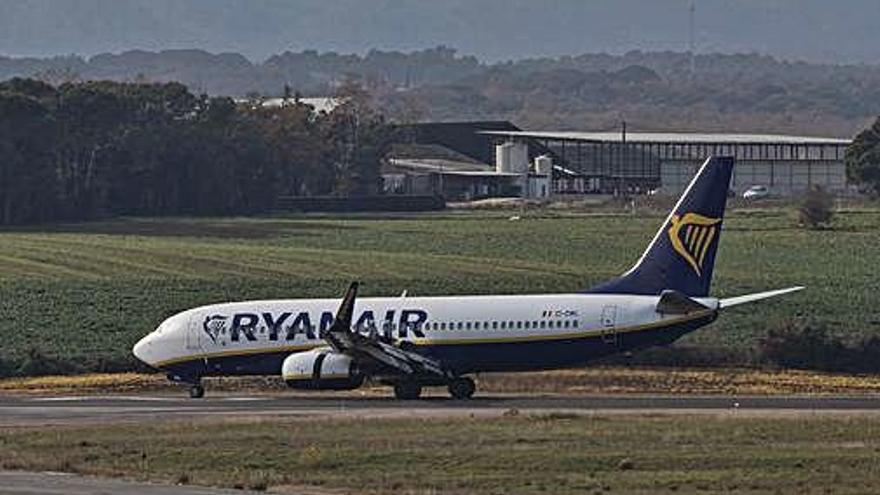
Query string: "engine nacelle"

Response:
xmin=282 ymin=348 xmax=365 ymax=390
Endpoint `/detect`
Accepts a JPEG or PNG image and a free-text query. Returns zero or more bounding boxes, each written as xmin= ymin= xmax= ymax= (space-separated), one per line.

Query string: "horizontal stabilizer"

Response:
xmin=656 ymin=289 xmax=711 ymax=314
xmin=719 ymin=286 xmax=804 ymax=309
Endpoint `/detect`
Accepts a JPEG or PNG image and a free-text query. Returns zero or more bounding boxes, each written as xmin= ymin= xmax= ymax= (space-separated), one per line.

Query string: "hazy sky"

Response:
xmin=1 ymin=0 xmax=878 ymax=64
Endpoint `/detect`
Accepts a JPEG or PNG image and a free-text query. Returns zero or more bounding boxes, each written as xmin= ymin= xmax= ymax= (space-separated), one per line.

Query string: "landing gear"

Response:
xmin=448 ymin=377 xmax=476 ymax=400
xmin=189 ymin=384 xmax=205 ymax=399
xmin=167 ymin=373 xmax=206 ymax=399
xmin=393 ymin=381 xmax=422 ymax=400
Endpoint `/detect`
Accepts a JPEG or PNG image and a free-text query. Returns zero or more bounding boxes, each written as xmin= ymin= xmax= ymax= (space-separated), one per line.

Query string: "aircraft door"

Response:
xmin=600 ymin=305 xmax=619 ymax=345
xmin=184 ymin=315 xmax=202 ymax=352
xmin=184 ymin=315 xmax=211 ymax=375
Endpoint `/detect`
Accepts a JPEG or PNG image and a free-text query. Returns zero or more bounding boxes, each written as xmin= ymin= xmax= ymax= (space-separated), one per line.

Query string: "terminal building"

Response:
xmin=383 ymin=122 xmax=852 ymax=199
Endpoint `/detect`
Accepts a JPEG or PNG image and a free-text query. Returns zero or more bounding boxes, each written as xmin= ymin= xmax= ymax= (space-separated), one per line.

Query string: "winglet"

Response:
xmin=329 ymin=282 xmax=359 ymax=333
xmin=719 ymin=286 xmax=804 ymax=310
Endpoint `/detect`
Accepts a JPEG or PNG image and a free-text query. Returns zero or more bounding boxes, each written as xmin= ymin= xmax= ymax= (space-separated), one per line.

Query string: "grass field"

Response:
xmin=2 ymin=414 xmax=880 ymax=494
xmin=0 ymin=206 xmax=878 ymax=373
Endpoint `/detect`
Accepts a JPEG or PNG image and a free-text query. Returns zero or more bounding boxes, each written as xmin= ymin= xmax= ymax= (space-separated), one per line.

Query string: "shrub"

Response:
xmin=0 ymin=356 xmax=10 ymax=378
xmin=15 ymin=348 xmax=80 ymax=376
xmin=760 ymin=322 xmax=846 ymax=371
xmin=798 ymin=185 xmax=834 ymax=229
xmin=760 ymin=322 xmax=880 ymax=373
xmin=599 ymin=344 xmax=746 ymax=368
xmin=851 ymin=336 xmax=880 ymax=373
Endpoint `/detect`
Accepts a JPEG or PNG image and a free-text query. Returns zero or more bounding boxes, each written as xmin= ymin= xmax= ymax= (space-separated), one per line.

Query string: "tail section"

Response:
xmin=587 ymin=156 xmax=734 ymax=296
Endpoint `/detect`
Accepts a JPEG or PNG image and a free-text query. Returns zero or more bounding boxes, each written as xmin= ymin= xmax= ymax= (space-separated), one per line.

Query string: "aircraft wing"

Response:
xmin=719 ymin=286 xmax=805 ymax=309
xmin=324 ymin=282 xmax=449 ymax=378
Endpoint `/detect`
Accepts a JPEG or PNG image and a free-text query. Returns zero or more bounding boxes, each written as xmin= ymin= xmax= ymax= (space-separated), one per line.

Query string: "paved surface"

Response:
xmin=1 ymin=393 xmax=879 ymax=426
xmin=1 ymin=394 xmax=879 ymax=494
xmin=0 ymin=471 xmax=264 ymax=495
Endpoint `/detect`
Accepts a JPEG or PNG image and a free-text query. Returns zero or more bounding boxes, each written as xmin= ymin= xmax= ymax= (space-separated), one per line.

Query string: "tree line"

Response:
xmin=5 ymin=47 xmax=880 ymax=136
xmin=0 ymin=78 xmax=392 ymax=225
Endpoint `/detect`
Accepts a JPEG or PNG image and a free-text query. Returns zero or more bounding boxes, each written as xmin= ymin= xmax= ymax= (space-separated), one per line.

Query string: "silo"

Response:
xmin=534 ymin=155 xmax=553 ymax=175
xmin=495 ymin=142 xmax=514 ymax=173
xmin=510 ymin=142 xmax=529 ymax=174
xmin=496 ymin=141 xmax=529 ymax=174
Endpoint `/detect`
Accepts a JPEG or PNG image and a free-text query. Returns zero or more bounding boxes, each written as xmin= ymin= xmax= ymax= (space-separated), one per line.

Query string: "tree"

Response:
xmin=327 ymin=78 xmax=393 ymax=196
xmin=0 ymin=89 xmax=57 ymax=224
xmin=846 ymin=116 xmax=880 ymax=196
xmin=798 ymin=185 xmax=834 ymax=229
xmin=0 ymin=78 xmax=397 ymax=224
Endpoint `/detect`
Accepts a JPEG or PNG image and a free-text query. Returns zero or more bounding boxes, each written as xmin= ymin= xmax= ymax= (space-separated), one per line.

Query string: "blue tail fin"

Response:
xmin=586 ymin=156 xmax=734 ymax=297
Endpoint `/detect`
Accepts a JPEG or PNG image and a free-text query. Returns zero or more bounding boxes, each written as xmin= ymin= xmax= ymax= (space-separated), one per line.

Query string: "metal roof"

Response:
xmin=480 ymin=130 xmax=851 ymax=145
xmin=386 ymin=159 xmax=522 ymax=177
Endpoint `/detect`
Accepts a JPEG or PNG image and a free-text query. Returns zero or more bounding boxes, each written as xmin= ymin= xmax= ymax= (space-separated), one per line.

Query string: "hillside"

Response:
xmin=3 ymin=48 xmax=878 ymax=136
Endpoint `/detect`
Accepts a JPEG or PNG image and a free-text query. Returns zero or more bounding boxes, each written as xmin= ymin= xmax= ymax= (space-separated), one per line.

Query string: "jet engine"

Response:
xmin=282 ymin=347 xmax=364 ymax=390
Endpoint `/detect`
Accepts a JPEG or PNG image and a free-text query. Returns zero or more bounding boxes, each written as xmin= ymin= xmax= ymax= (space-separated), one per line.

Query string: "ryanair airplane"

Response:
xmin=133 ymin=156 xmax=802 ymax=399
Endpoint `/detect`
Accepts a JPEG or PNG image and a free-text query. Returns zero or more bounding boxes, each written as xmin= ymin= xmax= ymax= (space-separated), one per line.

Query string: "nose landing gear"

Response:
xmin=167 ymin=373 xmax=205 ymax=399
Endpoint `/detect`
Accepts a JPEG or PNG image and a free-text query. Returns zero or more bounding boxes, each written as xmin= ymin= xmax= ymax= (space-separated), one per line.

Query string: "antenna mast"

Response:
xmin=689 ymin=0 xmax=696 ymax=78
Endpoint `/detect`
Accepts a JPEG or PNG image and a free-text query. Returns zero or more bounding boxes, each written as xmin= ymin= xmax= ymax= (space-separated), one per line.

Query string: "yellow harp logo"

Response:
xmin=667 ymin=213 xmax=721 ymax=277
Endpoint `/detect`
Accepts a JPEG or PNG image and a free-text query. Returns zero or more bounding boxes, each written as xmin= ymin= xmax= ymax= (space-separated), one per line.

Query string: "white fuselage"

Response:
xmin=133 ymin=293 xmax=719 ymax=374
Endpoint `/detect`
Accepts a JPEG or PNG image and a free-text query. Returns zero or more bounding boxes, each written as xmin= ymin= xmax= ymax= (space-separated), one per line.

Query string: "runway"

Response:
xmin=1 ymin=393 xmax=879 ymax=426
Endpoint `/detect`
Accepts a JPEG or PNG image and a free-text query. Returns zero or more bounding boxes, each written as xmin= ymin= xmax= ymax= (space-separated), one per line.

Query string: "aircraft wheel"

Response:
xmin=448 ymin=377 xmax=476 ymax=400
xmin=189 ymin=384 xmax=205 ymax=399
xmin=393 ymin=381 xmax=422 ymax=400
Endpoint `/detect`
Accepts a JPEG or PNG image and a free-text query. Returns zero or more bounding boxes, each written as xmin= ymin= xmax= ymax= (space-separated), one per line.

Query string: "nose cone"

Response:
xmin=132 ymin=333 xmax=156 ymax=367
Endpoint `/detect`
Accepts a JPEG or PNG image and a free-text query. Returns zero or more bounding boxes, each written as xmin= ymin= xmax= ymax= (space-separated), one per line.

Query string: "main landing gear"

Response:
xmin=189 ymin=383 xmax=205 ymax=399
xmin=392 ymin=377 xmax=476 ymax=400
xmin=393 ymin=381 xmax=422 ymax=400
xmin=447 ymin=377 xmax=476 ymax=400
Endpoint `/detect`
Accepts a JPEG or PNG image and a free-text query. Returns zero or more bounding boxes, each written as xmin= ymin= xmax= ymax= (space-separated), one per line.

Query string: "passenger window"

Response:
xmin=493 ymin=321 xmax=498 ymax=330
xmin=440 ymin=323 xmax=446 ymax=330
xmin=466 ymin=322 xmax=472 ymax=330
xmin=516 ymin=321 xmax=522 ymax=329
xmin=524 ymin=321 xmax=530 ymax=329
xmin=457 ymin=322 xmax=463 ymax=330
xmin=484 ymin=322 xmax=489 ymax=329
xmin=500 ymin=321 xmax=506 ymax=329
xmin=573 ymin=320 xmax=579 ymax=327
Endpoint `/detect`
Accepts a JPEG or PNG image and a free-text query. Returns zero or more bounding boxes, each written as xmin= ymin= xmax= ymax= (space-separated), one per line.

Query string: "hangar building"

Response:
xmin=482 ymin=131 xmax=852 ymax=196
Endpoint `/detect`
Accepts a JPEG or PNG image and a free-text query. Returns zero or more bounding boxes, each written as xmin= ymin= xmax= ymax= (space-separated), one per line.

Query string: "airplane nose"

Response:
xmin=132 ymin=334 xmax=154 ymax=366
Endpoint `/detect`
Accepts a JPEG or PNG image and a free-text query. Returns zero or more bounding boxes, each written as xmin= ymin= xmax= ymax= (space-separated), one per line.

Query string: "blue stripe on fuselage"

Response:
xmin=158 ymin=312 xmax=716 ymax=379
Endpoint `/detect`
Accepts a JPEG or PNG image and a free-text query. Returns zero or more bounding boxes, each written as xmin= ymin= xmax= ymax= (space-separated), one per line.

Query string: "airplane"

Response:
xmin=132 ymin=156 xmax=803 ymax=399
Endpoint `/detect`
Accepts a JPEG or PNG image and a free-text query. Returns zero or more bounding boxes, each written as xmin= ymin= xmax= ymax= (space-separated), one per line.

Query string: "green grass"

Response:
xmin=2 ymin=414 xmax=880 ymax=494
xmin=0 ymin=208 xmax=878 ymax=372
